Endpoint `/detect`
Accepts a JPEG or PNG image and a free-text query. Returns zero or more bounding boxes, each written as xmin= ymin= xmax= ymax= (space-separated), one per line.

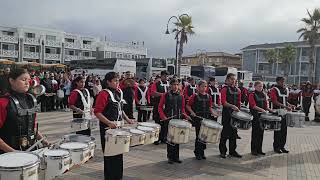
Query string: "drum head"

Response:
xmin=44 ymin=149 xmax=69 ymax=157
xmin=138 ymin=122 xmax=160 ymax=128
xmin=60 ymin=142 xmax=88 ymax=150
xmin=0 ymin=152 xmax=39 ymax=168
xmin=169 ymin=119 xmax=192 ymax=128
xmin=260 ymin=113 xmax=281 ymax=121
xmin=240 ymin=107 xmax=250 ymax=113
xmin=202 ymin=119 xmax=222 ymax=128
xmin=64 ymin=134 xmax=95 ymax=143
xmin=106 ymin=129 xmax=131 ymax=136
xmin=137 ymin=126 xmax=154 ymax=132
xmin=232 ymin=111 xmax=253 ymax=121
xmin=130 ymin=129 xmax=145 ymax=135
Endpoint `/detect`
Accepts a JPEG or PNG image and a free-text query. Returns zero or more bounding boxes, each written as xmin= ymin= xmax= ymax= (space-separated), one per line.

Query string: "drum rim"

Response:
xmin=64 ymin=134 xmax=96 ymax=143
xmin=44 ymin=149 xmax=71 ymax=159
xmin=0 ymin=152 xmax=40 ymax=171
xmin=137 ymin=126 xmax=156 ymax=132
xmin=106 ymin=129 xmax=132 ymax=137
xmin=60 ymin=142 xmax=89 ymax=152
xmin=201 ymin=119 xmax=223 ymax=128
xmin=138 ymin=122 xmax=161 ymax=128
xmin=169 ymin=119 xmax=192 ymax=128
xmin=231 ymin=111 xmax=253 ymax=121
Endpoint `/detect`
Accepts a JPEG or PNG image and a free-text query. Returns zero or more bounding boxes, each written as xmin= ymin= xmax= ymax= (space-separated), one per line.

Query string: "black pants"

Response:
xmin=123 ymin=102 xmax=134 ymax=119
xmin=167 ymin=143 xmax=180 ymax=160
xmin=302 ymin=97 xmax=312 ymax=116
xmin=137 ymin=108 xmax=148 ymax=122
xmin=314 ymin=105 xmax=320 ymax=121
xmin=194 ymin=119 xmax=206 ymax=156
xmin=153 ymin=103 xmax=167 ymax=143
xmin=73 ymin=114 xmax=91 ymax=136
xmin=41 ymin=95 xmax=54 ymax=112
xmin=219 ymin=109 xmax=237 ymax=154
xmin=273 ymin=116 xmax=287 ymax=150
xmin=63 ymin=95 xmax=69 ymax=108
xmin=251 ymin=116 xmax=264 ymax=153
xmin=100 ymin=123 xmax=123 ymax=180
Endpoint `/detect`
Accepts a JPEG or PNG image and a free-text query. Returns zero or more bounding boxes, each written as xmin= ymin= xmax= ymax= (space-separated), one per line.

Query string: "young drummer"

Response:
xmin=249 ymin=81 xmax=274 ymax=156
xmin=94 ymin=72 xmax=134 ymax=180
xmin=187 ymin=80 xmax=219 ymax=160
xmin=183 ymin=77 xmax=197 ymax=104
xmin=69 ymin=76 xmax=93 ymax=136
xmin=207 ymin=77 xmax=221 ymax=121
xmin=158 ymin=78 xmax=191 ymax=164
xmin=134 ymin=79 xmax=150 ymax=122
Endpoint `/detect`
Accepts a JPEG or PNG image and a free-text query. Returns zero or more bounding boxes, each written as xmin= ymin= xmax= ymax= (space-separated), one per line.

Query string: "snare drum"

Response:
xmin=88 ymin=116 xmax=99 ymax=130
xmin=122 ymin=127 xmax=146 ymax=147
xmin=59 ymin=142 xmax=90 ymax=165
xmin=139 ymin=106 xmax=153 ymax=111
xmin=259 ymin=113 xmax=282 ymax=131
xmin=137 ymin=126 xmax=156 ymax=144
xmin=231 ymin=111 xmax=253 ymax=130
xmin=63 ymin=134 xmax=96 ymax=158
xmin=240 ymin=107 xmax=251 ymax=114
xmin=138 ymin=122 xmax=161 ymax=141
xmin=199 ymin=119 xmax=223 ymax=144
xmin=105 ymin=129 xmax=131 ymax=156
xmin=0 ymin=152 xmax=40 ymax=180
xmin=286 ymin=111 xmax=305 ymax=128
xmin=167 ymin=119 xmax=192 ymax=144
xmin=276 ymin=109 xmax=288 ymax=117
xmin=70 ymin=118 xmax=89 ymax=132
xmin=43 ymin=149 xmax=72 ymax=180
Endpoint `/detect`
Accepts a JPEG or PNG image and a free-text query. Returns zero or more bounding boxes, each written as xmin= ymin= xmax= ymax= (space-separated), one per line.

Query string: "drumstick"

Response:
xmin=160 ymin=115 xmax=177 ymax=122
xmin=26 ymin=136 xmax=46 ymax=152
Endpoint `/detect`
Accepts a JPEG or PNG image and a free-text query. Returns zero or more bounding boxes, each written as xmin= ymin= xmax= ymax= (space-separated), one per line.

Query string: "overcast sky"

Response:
xmin=0 ymin=0 xmax=319 ymax=57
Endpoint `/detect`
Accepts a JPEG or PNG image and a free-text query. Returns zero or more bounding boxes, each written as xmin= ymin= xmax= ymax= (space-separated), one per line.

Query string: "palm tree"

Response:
xmin=278 ymin=44 xmax=296 ymax=80
xmin=265 ymin=49 xmax=278 ymax=75
xmin=173 ymin=15 xmax=195 ymax=77
xmin=297 ymin=8 xmax=320 ymax=83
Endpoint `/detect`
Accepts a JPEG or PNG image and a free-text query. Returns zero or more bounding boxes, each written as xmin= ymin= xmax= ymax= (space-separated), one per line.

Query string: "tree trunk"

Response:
xmin=309 ymin=45 xmax=316 ymax=83
xmin=177 ymin=35 xmax=184 ymax=78
xmin=284 ymin=60 xmax=289 ymax=82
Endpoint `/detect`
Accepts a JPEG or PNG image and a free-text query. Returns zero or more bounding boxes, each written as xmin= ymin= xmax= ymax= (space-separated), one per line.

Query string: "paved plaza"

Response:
xmin=37 ymin=107 xmax=320 ymax=180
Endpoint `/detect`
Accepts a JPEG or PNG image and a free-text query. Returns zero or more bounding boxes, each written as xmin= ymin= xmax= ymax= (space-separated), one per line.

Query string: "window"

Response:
xmin=83 ymin=51 xmax=90 ymax=57
xmin=65 ymin=38 xmax=74 ymax=43
xmin=152 ymin=58 xmax=166 ymax=68
xmin=111 ymin=52 xmax=116 ymax=58
xmin=45 ymin=48 xmax=57 ymax=54
xmin=46 ymin=35 xmax=56 ymax=41
xmin=83 ymin=40 xmax=91 ymax=45
xmin=116 ymin=53 xmax=123 ymax=58
xmin=25 ymin=32 xmax=35 ymax=38
xmin=65 ymin=50 xmax=75 ymax=55
xmin=24 ymin=46 xmax=36 ymax=52
xmin=2 ymin=44 xmax=15 ymax=50
xmin=301 ymin=48 xmax=310 ymax=57
xmin=2 ymin=31 xmax=14 ymax=36
xmin=105 ymin=52 xmax=111 ymax=58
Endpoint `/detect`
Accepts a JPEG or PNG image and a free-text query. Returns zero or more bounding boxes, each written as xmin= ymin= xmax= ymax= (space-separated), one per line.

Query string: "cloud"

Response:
xmin=0 ymin=0 xmax=319 ymax=56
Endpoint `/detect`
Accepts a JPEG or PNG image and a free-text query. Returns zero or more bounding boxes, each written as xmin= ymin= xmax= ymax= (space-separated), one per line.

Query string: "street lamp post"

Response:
xmin=165 ymin=14 xmax=190 ymax=77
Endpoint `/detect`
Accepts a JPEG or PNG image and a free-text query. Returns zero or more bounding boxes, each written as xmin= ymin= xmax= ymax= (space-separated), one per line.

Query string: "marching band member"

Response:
xmin=183 ymin=77 xmax=197 ymax=104
xmin=218 ymin=73 xmax=242 ymax=158
xmin=158 ymin=78 xmax=190 ymax=164
xmin=94 ymin=72 xmax=134 ymax=180
xmin=0 ymin=68 xmax=50 ymax=154
xmin=249 ymin=81 xmax=274 ymax=156
xmin=150 ymin=70 xmax=170 ymax=145
xmin=313 ymin=84 xmax=320 ymax=122
xmin=207 ymin=77 xmax=221 ymax=121
xmin=301 ymin=81 xmax=314 ymax=121
xmin=134 ymin=79 xmax=150 ymax=122
xmin=187 ymin=80 xmax=219 ymax=160
xmin=69 ymin=76 xmax=93 ymax=136
xmin=120 ymin=71 xmax=135 ymax=119
xmin=238 ymin=81 xmax=249 ymax=106
xmin=248 ymin=82 xmax=255 ymax=93
xmin=269 ymin=76 xmax=293 ymax=153
xmin=288 ymin=84 xmax=301 ymax=107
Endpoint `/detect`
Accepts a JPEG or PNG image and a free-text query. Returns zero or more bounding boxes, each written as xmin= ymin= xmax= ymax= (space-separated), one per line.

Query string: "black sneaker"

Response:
xmin=168 ymin=159 xmax=174 ymax=164
xmin=274 ymin=149 xmax=282 ymax=154
xmin=153 ymin=141 xmax=160 ymax=145
xmin=195 ymin=155 xmax=202 ymax=160
xmin=305 ymin=117 xmax=310 ymax=121
xmin=174 ymin=159 xmax=182 ymax=163
xmin=280 ymin=148 xmax=289 ymax=153
xmin=201 ymin=154 xmax=207 ymax=160
xmin=236 ymin=135 xmax=241 ymax=139
xmin=229 ymin=151 xmax=242 ymax=158
xmin=258 ymin=151 xmax=266 ymax=155
xmin=220 ymin=154 xmax=226 ymax=159
xmin=251 ymin=151 xmax=259 ymax=156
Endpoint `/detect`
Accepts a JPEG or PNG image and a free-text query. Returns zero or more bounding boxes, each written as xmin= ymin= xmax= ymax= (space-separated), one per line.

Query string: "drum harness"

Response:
xmin=160 ymin=80 xmax=169 ymax=93
xmin=137 ymin=86 xmax=148 ymax=106
xmin=209 ymin=86 xmax=221 ymax=106
xmin=273 ymin=87 xmax=289 ymax=117
xmin=74 ymin=89 xmax=91 ymax=119
xmin=104 ymin=88 xmax=125 ymax=129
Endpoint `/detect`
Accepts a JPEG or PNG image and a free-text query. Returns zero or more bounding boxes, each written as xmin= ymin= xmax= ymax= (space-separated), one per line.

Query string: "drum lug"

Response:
xmin=80 ymin=153 xmax=84 ymax=161
xmin=59 ymin=162 xmax=63 ymax=170
xmin=115 ymin=138 xmax=118 ymax=144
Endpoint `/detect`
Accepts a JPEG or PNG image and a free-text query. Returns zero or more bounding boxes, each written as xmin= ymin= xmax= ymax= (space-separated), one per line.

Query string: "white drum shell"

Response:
xmin=60 ymin=142 xmax=90 ymax=166
xmin=122 ymin=127 xmax=146 ymax=147
xmin=62 ymin=134 xmax=96 ymax=158
xmin=88 ymin=118 xmax=99 ymax=130
xmin=286 ymin=111 xmax=305 ymax=128
xmin=44 ymin=150 xmax=72 ymax=180
xmin=167 ymin=119 xmax=191 ymax=144
xmin=104 ymin=130 xmax=131 ymax=156
xmin=138 ymin=122 xmax=161 ymax=141
xmin=137 ymin=126 xmax=156 ymax=144
xmin=199 ymin=120 xmax=223 ymax=144
xmin=70 ymin=118 xmax=89 ymax=132
xmin=315 ymin=96 xmax=320 ymax=113
xmin=0 ymin=152 xmax=40 ymax=180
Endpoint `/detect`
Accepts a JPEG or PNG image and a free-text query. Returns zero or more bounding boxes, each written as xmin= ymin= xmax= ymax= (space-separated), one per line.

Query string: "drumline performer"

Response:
xmin=207 ymin=77 xmax=221 ymax=121
xmin=249 ymin=81 xmax=274 ymax=156
xmin=120 ymin=71 xmax=136 ymax=119
xmin=134 ymin=79 xmax=150 ymax=122
xmin=301 ymin=81 xmax=313 ymax=121
xmin=183 ymin=77 xmax=197 ymax=104
xmin=187 ymin=80 xmax=219 ymax=160
xmin=238 ymin=81 xmax=249 ymax=107
xmin=288 ymin=84 xmax=301 ymax=107
xmin=158 ymin=78 xmax=190 ymax=164
xmin=218 ymin=73 xmax=242 ymax=158
xmin=94 ymin=72 xmax=134 ymax=180
xmin=269 ymin=76 xmax=293 ymax=153
xmin=150 ymin=70 xmax=170 ymax=144
xmin=313 ymin=84 xmax=320 ymax=122
xmin=0 ymin=68 xmax=50 ymax=154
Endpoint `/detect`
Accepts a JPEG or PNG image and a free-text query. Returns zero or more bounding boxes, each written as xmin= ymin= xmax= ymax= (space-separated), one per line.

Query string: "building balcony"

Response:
xmin=1 ymin=50 xmax=18 ymax=58
xmin=23 ymin=52 xmax=40 ymax=59
xmin=80 ymin=56 xmax=95 ymax=60
xmin=65 ymin=42 xmax=81 ymax=49
xmin=45 ymin=53 xmax=61 ymax=60
xmin=45 ymin=40 xmax=62 ymax=47
xmin=24 ymin=38 xmax=40 ymax=45
xmin=0 ymin=35 xmax=18 ymax=43
xmin=64 ymin=55 xmax=79 ymax=61
xmin=82 ymin=44 xmax=93 ymax=50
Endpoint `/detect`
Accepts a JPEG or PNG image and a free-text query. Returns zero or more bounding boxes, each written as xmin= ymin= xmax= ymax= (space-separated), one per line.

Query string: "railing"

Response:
xmin=65 ymin=42 xmax=81 ymax=49
xmin=1 ymin=50 xmax=18 ymax=57
xmin=45 ymin=40 xmax=62 ymax=47
xmin=0 ymin=35 xmax=18 ymax=43
xmin=45 ymin=53 xmax=61 ymax=60
xmin=82 ymin=44 xmax=94 ymax=50
xmin=64 ymin=55 xmax=79 ymax=61
xmin=24 ymin=38 xmax=40 ymax=45
xmin=80 ymin=56 xmax=95 ymax=60
xmin=23 ymin=52 xmax=40 ymax=59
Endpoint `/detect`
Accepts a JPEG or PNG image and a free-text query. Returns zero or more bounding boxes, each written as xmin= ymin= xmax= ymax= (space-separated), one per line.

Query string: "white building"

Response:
xmin=0 ymin=26 xmax=147 ymax=64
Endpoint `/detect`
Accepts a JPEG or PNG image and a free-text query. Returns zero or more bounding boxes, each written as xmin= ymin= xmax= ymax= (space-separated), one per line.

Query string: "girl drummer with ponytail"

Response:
xmin=94 ymin=72 xmax=134 ymax=180
xmin=68 ymin=76 xmax=93 ymax=136
xmin=0 ymin=68 xmax=50 ymax=154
